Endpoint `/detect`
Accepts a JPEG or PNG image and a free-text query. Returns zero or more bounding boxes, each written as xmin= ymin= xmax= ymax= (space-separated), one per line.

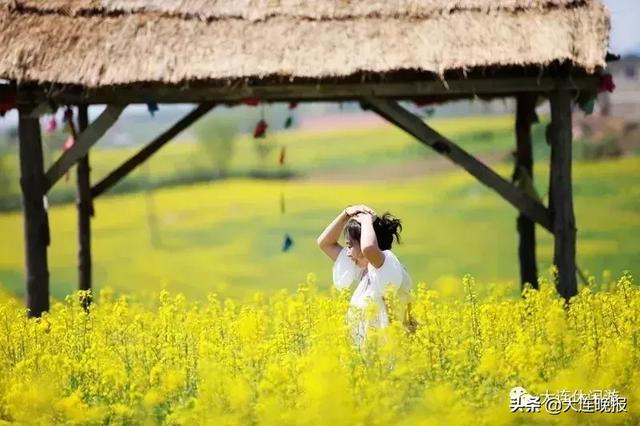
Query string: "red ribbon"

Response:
xmin=598 ymin=74 xmax=615 ymax=93
xmin=63 ymin=135 xmax=75 ymax=150
xmin=46 ymin=116 xmax=57 ymax=133
xmin=254 ymin=119 xmax=268 ymax=138
xmin=242 ymin=97 xmax=260 ymax=107
xmin=0 ymin=93 xmax=16 ymax=116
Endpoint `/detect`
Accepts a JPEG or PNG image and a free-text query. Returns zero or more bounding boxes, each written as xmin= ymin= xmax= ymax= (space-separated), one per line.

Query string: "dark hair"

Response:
xmin=344 ymin=212 xmax=402 ymax=250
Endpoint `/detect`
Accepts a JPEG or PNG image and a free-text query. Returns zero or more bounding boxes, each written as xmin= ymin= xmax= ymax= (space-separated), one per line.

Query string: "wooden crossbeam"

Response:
xmin=363 ymin=97 xmax=552 ymax=232
xmin=45 ymin=104 xmax=125 ymax=192
xmin=17 ymin=76 xmax=598 ymax=105
xmin=91 ymin=103 xmax=215 ymax=198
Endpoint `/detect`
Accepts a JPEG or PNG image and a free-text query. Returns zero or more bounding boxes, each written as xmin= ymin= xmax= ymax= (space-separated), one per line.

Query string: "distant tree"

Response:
xmin=193 ymin=117 xmax=238 ymax=177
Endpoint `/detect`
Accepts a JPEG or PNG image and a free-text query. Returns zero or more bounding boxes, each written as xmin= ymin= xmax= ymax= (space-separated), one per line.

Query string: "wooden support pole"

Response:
xmin=363 ymin=97 xmax=552 ymax=232
xmin=91 ymin=103 xmax=215 ymax=198
xmin=45 ymin=104 xmax=125 ymax=192
xmin=514 ymin=94 xmax=539 ymax=291
xmin=548 ymin=90 xmax=578 ymax=301
xmin=17 ymin=103 xmax=50 ymax=317
xmin=76 ymin=105 xmax=93 ymax=309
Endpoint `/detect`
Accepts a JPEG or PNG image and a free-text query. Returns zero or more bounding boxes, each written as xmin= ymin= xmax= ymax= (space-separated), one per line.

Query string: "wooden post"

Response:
xmin=548 ymin=90 xmax=578 ymax=301
xmin=17 ymin=103 xmax=49 ymax=317
xmin=76 ymin=105 xmax=93 ymax=309
xmin=514 ymin=94 xmax=539 ymax=291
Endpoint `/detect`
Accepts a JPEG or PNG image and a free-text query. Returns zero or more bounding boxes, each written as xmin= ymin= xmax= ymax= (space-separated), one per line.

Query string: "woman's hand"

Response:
xmin=344 ymin=204 xmax=376 ymax=218
xmin=352 ymin=212 xmax=374 ymax=224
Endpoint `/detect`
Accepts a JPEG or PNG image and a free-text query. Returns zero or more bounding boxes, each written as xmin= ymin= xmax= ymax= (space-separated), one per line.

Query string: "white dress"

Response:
xmin=332 ymin=247 xmax=412 ymax=346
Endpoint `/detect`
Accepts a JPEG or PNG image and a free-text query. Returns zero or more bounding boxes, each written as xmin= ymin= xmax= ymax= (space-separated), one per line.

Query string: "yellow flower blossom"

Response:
xmin=0 ymin=271 xmax=637 ymax=424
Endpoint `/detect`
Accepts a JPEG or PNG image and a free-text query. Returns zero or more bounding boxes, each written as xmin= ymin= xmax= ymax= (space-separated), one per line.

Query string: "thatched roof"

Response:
xmin=0 ymin=0 xmax=610 ymax=88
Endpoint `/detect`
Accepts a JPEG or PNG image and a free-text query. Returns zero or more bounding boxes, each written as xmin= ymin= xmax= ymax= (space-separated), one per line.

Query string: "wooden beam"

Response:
xmin=548 ymin=90 xmax=578 ymax=301
xmin=363 ymin=96 xmax=552 ymax=232
xmin=17 ymin=103 xmax=50 ymax=317
xmin=0 ymin=84 xmax=15 ymax=98
xmin=76 ymin=105 xmax=93 ymax=309
xmin=514 ymin=94 xmax=539 ymax=291
xmin=44 ymin=104 xmax=125 ymax=191
xmin=91 ymin=103 xmax=215 ymax=198
xmin=18 ymin=76 xmax=598 ymax=105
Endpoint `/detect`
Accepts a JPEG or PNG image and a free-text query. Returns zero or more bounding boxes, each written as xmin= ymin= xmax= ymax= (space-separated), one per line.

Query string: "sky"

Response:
xmin=604 ymin=0 xmax=640 ymax=54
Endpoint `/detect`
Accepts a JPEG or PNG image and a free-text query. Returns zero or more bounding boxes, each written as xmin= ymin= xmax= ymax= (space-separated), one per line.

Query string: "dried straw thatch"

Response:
xmin=0 ymin=0 xmax=610 ymax=87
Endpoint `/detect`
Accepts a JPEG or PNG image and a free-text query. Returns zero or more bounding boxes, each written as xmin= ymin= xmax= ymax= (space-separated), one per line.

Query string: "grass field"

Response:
xmin=0 ymin=114 xmax=531 ymax=210
xmin=1 ymin=150 xmax=638 ymax=302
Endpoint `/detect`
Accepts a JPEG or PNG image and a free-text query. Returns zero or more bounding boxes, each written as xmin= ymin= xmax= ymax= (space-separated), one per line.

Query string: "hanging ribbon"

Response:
xmin=63 ymin=135 xmax=75 ymax=150
xmin=0 ymin=93 xmax=16 ymax=117
xmin=64 ymin=107 xmax=74 ymax=127
xmin=63 ymin=107 xmax=77 ymax=182
xmin=242 ymin=97 xmax=260 ymax=107
xmin=46 ymin=115 xmax=58 ymax=133
xmin=576 ymin=73 xmax=614 ymax=116
xmin=597 ymin=74 xmax=615 ymax=93
xmin=254 ymin=104 xmax=268 ymax=138
xmin=579 ymin=98 xmax=595 ymax=115
xmin=284 ymin=101 xmax=298 ymax=129
xmin=146 ymin=101 xmax=159 ymax=117
xmin=281 ymin=103 xmax=293 ymax=250
xmin=63 ymin=108 xmax=74 ymax=133
xmin=254 ymin=119 xmax=268 ymax=138
xmin=282 ymin=233 xmax=293 ymax=252
xmin=284 ymin=116 xmax=293 ymax=129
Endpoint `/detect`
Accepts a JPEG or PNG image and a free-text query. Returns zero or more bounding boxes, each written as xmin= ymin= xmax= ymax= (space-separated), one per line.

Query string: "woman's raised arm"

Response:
xmin=317 ymin=205 xmax=376 ymax=261
xmin=316 ymin=208 xmax=349 ymax=261
xmin=357 ymin=213 xmax=385 ymax=268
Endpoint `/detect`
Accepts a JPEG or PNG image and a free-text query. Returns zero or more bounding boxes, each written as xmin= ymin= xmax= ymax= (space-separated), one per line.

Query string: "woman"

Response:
xmin=317 ymin=204 xmax=415 ymax=347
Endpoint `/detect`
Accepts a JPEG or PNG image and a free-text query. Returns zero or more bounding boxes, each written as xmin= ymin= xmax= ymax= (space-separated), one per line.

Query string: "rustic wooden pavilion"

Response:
xmin=0 ymin=0 xmax=611 ymax=317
